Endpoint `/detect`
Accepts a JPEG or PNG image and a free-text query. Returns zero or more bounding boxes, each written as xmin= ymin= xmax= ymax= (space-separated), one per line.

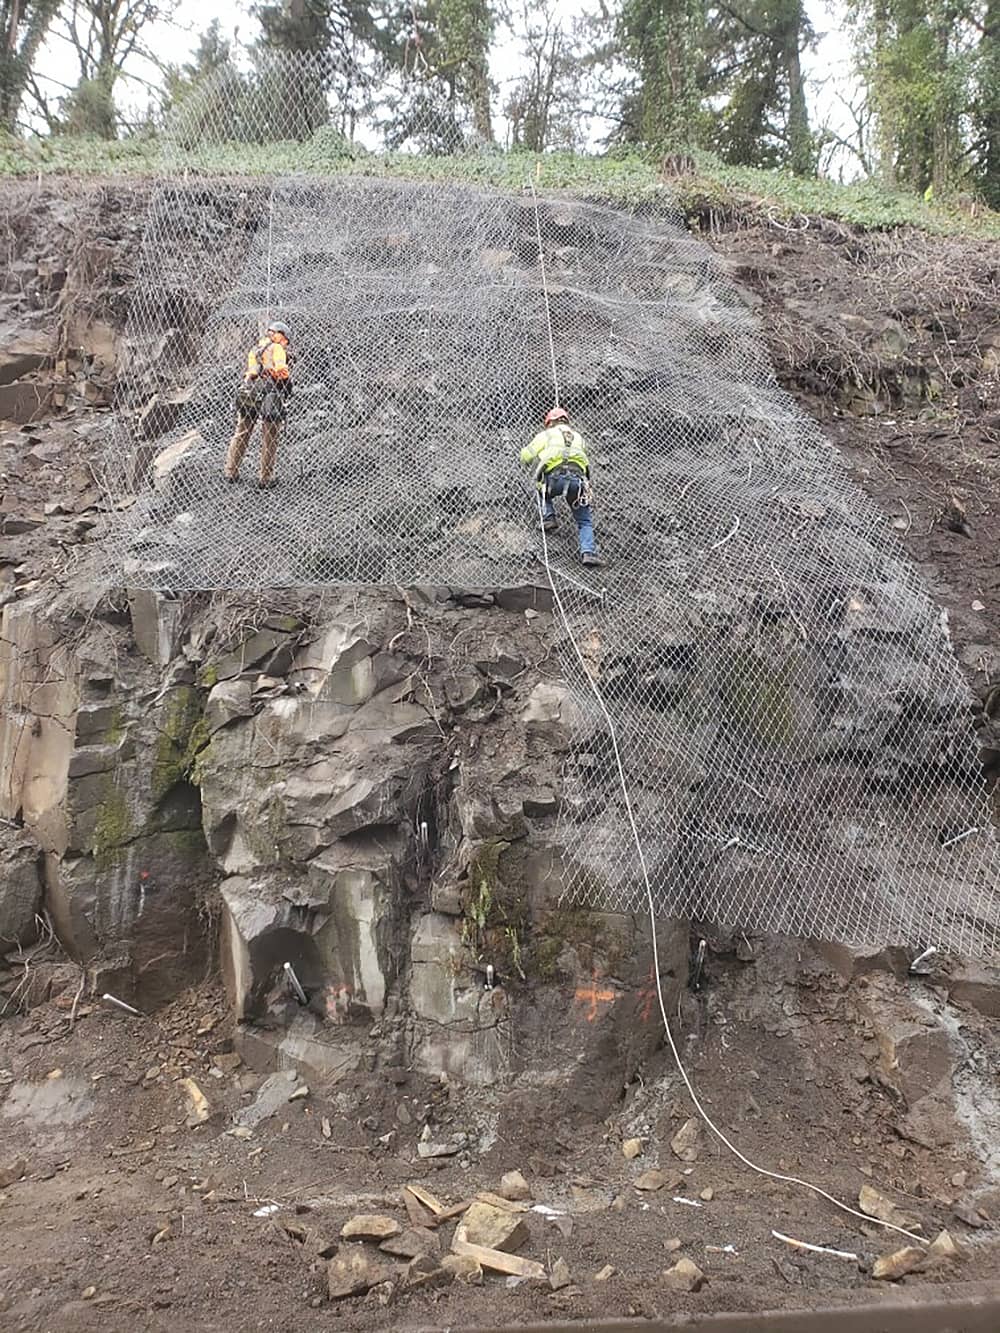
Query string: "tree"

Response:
xmin=971 ymin=0 xmax=999 ymax=204
xmin=163 ymin=19 xmax=234 ymax=108
xmin=399 ymin=0 xmax=497 ymax=143
xmin=708 ymin=0 xmax=816 ymax=174
xmin=852 ymin=0 xmax=978 ymax=193
xmin=614 ymin=0 xmax=816 ymax=171
xmin=502 ymin=0 xmax=571 ymax=150
xmin=252 ymin=0 xmax=383 ymax=138
xmin=617 ymin=0 xmax=705 ymax=149
xmin=53 ymin=0 xmax=161 ymax=137
xmin=0 ymin=0 xmax=60 ymax=132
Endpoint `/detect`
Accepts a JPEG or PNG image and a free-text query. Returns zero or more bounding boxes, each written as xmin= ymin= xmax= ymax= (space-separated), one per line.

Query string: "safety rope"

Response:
xmin=526 ymin=172 xmax=926 ymax=1250
xmin=529 ymin=168 xmax=560 ymax=409
xmin=264 ymin=187 xmax=275 ymax=327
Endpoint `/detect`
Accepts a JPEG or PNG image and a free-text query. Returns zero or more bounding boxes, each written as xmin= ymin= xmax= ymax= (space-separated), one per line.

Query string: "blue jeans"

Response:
xmin=543 ymin=470 xmax=597 ymax=556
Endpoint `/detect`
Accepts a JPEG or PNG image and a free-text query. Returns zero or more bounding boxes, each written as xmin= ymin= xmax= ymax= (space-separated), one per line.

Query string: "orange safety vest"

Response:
xmin=246 ymin=334 xmax=290 ymax=381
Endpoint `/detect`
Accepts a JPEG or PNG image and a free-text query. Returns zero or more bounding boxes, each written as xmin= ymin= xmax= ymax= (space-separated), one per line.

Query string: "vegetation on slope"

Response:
xmin=2 ymin=133 xmax=999 ymax=239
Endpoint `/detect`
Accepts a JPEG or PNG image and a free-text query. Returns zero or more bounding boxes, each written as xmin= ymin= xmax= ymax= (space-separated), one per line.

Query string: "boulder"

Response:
xmin=440 ymin=1253 xmax=483 ymax=1285
xmin=152 ymin=429 xmax=205 ymax=488
xmin=663 ymin=1257 xmax=706 ymax=1292
xmin=380 ymin=1228 xmax=438 ymax=1259
xmin=211 ymin=625 xmax=301 ymax=682
xmin=204 ymin=679 xmax=253 ymax=734
xmin=327 ymin=1248 xmax=394 ymax=1300
xmin=670 ymin=1118 xmax=703 ymax=1162
xmin=864 ymin=994 xmax=965 ymax=1105
xmin=523 ymin=681 xmax=583 ymax=731
xmin=634 ymin=1169 xmax=677 ymax=1192
xmin=127 ymin=589 xmax=186 ymax=667
xmin=947 ymin=964 xmax=1000 ymax=1019
xmin=927 ymin=1230 xmax=962 ymax=1264
xmin=499 ymin=1170 xmax=532 ymax=1201
xmin=341 ymin=1214 xmax=401 ymax=1241
xmin=289 ymin=622 xmax=378 ymax=702
xmin=231 ymin=1070 xmax=299 ymax=1130
xmin=325 ymin=774 xmax=405 ymax=837
xmin=0 ymin=840 xmax=43 ymax=945
xmin=549 ymin=1256 xmax=572 ymax=1290
xmin=0 ymin=381 xmax=57 ymax=424
xmin=137 ymin=386 xmax=193 ymax=440
xmin=0 ymin=327 xmax=52 ymax=386
xmin=459 ymin=1201 xmax=528 ymax=1253
xmin=858 ymin=1185 xmax=921 ymax=1232
xmin=872 ymin=1246 xmax=925 ymax=1281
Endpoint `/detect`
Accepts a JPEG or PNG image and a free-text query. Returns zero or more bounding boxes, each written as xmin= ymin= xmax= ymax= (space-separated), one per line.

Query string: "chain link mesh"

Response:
xmin=102 ymin=52 xmax=1000 ymax=956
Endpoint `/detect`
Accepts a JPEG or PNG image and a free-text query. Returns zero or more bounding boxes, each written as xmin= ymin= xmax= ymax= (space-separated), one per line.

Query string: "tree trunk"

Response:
xmin=872 ymin=0 xmax=896 ymax=186
xmin=930 ymin=10 xmax=955 ymax=193
xmin=981 ymin=0 xmax=1000 ymax=205
xmin=783 ymin=0 xmax=811 ymax=174
xmin=467 ymin=57 xmax=493 ymax=142
xmin=0 ymin=0 xmax=59 ymax=133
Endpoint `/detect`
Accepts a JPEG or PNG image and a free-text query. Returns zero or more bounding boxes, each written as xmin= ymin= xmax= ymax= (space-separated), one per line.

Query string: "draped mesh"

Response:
xmin=101 ymin=52 xmax=1000 ymax=956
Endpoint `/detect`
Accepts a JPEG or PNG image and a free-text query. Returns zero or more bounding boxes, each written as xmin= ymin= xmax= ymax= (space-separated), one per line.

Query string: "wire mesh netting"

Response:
xmin=102 ymin=52 xmax=1000 ymax=956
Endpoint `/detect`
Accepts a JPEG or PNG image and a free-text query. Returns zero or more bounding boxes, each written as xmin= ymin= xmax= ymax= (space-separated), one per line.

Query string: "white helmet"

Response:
xmin=267 ymin=320 xmax=291 ymax=339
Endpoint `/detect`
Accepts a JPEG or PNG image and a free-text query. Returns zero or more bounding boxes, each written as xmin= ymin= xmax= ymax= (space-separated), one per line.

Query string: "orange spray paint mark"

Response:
xmin=637 ymin=966 xmax=658 ymax=1023
xmin=574 ymin=973 xmax=616 ymax=1022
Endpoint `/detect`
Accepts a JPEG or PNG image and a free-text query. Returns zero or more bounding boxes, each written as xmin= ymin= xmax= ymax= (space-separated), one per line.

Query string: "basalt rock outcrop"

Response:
xmin=0 ymin=579 xmax=687 ymax=1113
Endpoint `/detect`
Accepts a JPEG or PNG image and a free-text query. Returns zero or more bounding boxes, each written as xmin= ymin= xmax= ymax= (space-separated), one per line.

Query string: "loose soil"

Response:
xmin=2 ymin=942 xmax=999 ymax=1332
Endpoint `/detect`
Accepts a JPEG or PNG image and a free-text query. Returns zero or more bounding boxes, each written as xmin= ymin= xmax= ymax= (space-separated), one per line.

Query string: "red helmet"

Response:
xmin=544 ymin=406 xmax=569 ymax=427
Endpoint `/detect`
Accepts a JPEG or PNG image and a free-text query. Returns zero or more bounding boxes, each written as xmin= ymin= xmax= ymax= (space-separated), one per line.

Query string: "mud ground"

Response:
xmin=2 ymin=942 xmax=999 ymax=1332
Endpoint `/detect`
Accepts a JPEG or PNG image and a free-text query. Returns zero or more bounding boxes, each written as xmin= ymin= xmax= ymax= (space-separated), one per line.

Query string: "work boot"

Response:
xmin=542 ymin=517 xmax=558 ymax=533
xmin=581 ymin=551 xmax=604 ymax=568
xmin=256 ymin=478 xmax=278 ymax=491
xmin=224 ymin=472 xmax=240 ymax=483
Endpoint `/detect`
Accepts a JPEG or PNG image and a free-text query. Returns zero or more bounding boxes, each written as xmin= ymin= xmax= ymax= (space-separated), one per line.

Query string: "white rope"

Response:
xmin=529 ymin=171 xmax=560 ymax=408
xmin=264 ymin=187 xmax=275 ymax=328
xmin=526 ymin=175 xmax=926 ymax=1251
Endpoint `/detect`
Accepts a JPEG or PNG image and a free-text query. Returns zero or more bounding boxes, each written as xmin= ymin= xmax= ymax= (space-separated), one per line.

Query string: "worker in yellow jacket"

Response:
xmin=224 ymin=321 xmax=293 ymax=489
xmin=520 ymin=406 xmax=603 ymax=567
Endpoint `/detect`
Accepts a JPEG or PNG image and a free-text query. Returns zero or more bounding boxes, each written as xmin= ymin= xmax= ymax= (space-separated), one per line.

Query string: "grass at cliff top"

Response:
xmin=2 ymin=132 xmax=998 ymax=238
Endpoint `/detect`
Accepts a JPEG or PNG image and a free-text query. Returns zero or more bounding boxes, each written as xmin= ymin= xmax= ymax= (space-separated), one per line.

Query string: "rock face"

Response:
xmin=0 ymin=839 xmax=43 ymax=945
xmin=0 ymin=592 xmax=212 ymax=1003
xmin=201 ymin=587 xmax=687 ymax=1103
xmin=0 ymin=578 xmax=687 ymax=1114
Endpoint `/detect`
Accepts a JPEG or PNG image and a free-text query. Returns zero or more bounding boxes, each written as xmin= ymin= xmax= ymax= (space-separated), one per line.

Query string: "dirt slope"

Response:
xmin=706 ymin=218 xmax=1000 ymax=772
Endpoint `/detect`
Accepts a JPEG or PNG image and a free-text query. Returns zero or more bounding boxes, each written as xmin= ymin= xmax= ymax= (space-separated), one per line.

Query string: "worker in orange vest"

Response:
xmin=224 ymin=321 xmax=292 ymax=489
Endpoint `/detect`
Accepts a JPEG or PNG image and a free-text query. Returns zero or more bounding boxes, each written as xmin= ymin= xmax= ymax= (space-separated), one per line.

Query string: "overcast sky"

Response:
xmin=33 ymin=0 xmax=860 ymax=177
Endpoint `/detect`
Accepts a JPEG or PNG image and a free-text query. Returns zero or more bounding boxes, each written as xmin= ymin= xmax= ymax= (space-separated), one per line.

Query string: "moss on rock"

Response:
xmin=92 ymin=782 xmax=132 ymax=867
xmin=461 ymin=839 xmax=528 ymax=980
xmin=532 ymin=905 xmax=613 ymax=980
xmin=718 ymin=649 xmax=797 ymax=749
xmin=152 ymin=686 xmax=209 ymax=800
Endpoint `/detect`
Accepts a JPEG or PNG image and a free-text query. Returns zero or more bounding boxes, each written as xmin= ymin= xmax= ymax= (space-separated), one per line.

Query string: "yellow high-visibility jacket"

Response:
xmin=520 ymin=425 xmax=590 ymax=478
xmin=245 ymin=334 xmax=290 ymax=382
